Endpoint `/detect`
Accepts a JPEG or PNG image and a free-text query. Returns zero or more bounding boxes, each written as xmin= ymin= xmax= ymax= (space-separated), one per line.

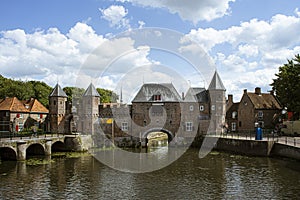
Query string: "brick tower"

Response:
xmin=49 ymin=83 xmax=68 ymax=134
xmin=208 ymin=71 xmax=226 ymax=134
xmin=79 ymin=83 xmax=100 ymax=135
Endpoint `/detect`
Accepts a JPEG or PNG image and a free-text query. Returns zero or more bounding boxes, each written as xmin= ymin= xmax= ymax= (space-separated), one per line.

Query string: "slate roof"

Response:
xmin=83 ymin=83 xmax=100 ymax=97
xmin=247 ymin=92 xmax=282 ymax=110
xmin=184 ymin=87 xmax=209 ymax=102
xmin=49 ymin=84 xmax=67 ymax=97
xmin=208 ymin=71 xmax=226 ymax=91
xmin=132 ymin=83 xmax=182 ymax=102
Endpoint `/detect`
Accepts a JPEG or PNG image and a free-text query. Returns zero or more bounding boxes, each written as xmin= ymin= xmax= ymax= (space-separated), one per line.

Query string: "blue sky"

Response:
xmin=1 ymin=0 xmax=300 ymax=102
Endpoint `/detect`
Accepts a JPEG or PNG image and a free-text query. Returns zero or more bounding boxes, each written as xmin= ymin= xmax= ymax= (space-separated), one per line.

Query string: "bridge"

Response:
xmin=0 ymin=134 xmax=92 ymax=161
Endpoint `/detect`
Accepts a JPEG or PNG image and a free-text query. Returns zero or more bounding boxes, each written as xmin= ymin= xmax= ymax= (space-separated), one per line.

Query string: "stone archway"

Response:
xmin=52 ymin=141 xmax=67 ymax=152
xmin=0 ymin=147 xmax=17 ymax=160
xmin=26 ymin=143 xmax=45 ymax=158
xmin=143 ymin=128 xmax=174 ymax=145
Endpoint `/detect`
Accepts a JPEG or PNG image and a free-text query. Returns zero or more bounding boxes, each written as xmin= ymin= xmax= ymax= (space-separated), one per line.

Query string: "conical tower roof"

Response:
xmin=208 ymin=71 xmax=226 ymax=91
xmin=49 ymin=84 xmax=67 ymax=97
xmin=83 ymin=83 xmax=100 ymax=97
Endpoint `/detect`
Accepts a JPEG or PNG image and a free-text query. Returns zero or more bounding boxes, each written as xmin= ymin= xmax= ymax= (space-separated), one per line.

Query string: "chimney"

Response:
xmin=227 ymin=94 xmax=233 ymax=111
xmin=182 ymin=92 xmax=185 ymax=100
xmin=255 ymin=87 xmax=261 ymax=95
xmin=228 ymin=94 xmax=233 ymax=102
xmin=244 ymin=89 xmax=247 ymax=94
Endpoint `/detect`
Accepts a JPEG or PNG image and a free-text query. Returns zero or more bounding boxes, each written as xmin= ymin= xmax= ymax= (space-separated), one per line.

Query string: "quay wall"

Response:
xmin=270 ymin=143 xmax=300 ymax=160
xmin=213 ymin=137 xmax=275 ymax=156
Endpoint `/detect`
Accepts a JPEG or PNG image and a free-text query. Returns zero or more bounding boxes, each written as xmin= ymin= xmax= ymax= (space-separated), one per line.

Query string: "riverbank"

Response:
xmin=199 ymin=136 xmax=300 ymax=161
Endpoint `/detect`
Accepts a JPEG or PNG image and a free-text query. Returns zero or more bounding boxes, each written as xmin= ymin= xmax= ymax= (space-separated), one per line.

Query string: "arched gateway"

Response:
xmin=143 ymin=128 xmax=174 ymax=143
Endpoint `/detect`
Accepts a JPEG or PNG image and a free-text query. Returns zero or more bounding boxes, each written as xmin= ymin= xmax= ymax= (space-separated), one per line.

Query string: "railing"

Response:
xmin=0 ymin=132 xmax=66 ymax=141
xmin=207 ymin=129 xmax=300 ymax=148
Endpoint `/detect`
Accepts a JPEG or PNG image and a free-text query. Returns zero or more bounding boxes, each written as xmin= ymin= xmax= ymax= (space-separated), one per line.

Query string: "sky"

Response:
xmin=1 ymin=0 xmax=300 ymax=102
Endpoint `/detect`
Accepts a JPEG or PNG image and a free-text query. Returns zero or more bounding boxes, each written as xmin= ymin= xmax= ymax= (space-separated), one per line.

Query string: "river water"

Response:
xmin=0 ymin=148 xmax=300 ymax=200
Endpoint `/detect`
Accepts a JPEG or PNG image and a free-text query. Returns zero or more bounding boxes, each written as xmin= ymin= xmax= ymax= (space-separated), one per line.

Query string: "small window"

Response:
xmin=6 ymin=112 xmax=9 ymax=117
xmin=211 ymin=105 xmax=215 ymax=111
xmin=53 ymin=100 xmax=56 ymax=105
xmin=186 ymin=122 xmax=193 ymax=131
xmin=258 ymin=111 xmax=263 ymax=117
xmin=121 ymin=122 xmax=128 ymax=131
xmin=189 ymin=105 xmax=194 ymax=111
xmin=199 ymin=105 xmax=204 ymax=111
xmin=153 ymin=94 xmax=161 ymax=101
xmin=232 ymin=111 xmax=237 ymax=119
xmin=231 ymin=122 xmax=236 ymax=131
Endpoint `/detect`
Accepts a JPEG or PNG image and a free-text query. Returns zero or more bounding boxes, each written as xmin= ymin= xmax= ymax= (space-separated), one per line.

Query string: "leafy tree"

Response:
xmin=96 ymin=88 xmax=118 ymax=103
xmin=271 ymin=54 xmax=300 ymax=120
xmin=63 ymin=87 xmax=85 ymax=102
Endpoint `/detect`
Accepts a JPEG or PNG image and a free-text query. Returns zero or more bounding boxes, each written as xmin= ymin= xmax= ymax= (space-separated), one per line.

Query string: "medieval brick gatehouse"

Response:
xmin=48 ymin=71 xmax=227 ymax=145
xmin=226 ymin=87 xmax=282 ymax=132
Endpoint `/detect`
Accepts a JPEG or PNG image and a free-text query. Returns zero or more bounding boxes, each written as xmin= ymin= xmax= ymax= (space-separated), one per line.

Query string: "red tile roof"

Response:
xmin=0 ymin=97 xmax=48 ymax=113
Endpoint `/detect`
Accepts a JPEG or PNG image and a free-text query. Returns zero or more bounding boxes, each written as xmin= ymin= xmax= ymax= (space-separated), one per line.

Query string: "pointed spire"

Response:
xmin=120 ymin=86 xmax=123 ymax=103
xmin=208 ymin=71 xmax=226 ymax=91
xmin=83 ymin=83 xmax=100 ymax=97
xmin=49 ymin=83 xmax=67 ymax=97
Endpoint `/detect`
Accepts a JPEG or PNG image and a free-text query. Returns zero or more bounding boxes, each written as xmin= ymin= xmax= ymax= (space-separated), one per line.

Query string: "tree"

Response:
xmin=270 ymin=54 xmax=300 ymax=120
xmin=96 ymin=88 xmax=118 ymax=103
xmin=63 ymin=87 xmax=85 ymax=102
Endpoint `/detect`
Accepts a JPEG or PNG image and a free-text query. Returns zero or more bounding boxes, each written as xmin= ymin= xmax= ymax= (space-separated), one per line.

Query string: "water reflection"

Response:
xmin=0 ymin=149 xmax=300 ymax=199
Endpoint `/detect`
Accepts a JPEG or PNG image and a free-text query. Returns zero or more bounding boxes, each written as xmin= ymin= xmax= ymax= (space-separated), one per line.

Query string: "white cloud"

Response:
xmin=117 ymin=0 xmax=235 ymax=23
xmin=0 ymin=22 xmax=155 ymax=89
xmin=183 ymin=13 xmax=300 ymax=101
xmin=99 ymin=5 xmax=130 ymax=29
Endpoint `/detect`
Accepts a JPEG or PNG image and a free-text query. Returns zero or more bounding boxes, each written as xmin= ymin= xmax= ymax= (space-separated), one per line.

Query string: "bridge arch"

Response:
xmin=26 ymin=143 xmax=45 ymax=158
xmin=0 ymin=147 xmax=17 ymax=160
xmin=143 ymin=128 xmax=174 ymax=143
xmin=52 ymin=141 xmax=67 ymax=152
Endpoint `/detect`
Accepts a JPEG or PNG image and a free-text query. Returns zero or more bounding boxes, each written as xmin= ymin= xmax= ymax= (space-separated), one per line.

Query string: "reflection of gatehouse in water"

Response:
xmin=70 ymin=71 xmax=226 ymax=148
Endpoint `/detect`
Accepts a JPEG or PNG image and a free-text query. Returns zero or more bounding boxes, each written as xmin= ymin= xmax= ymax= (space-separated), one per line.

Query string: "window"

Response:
xmin=258 ymin=111 xmax=263 ymax=118
xmin=232 ymin=111 xmax=237 ymax=119
xmin=199 ymin=105 xmax=204 ymax=111
xmin=18 ymin=122 xmax=24 ymax=132
xmin=231 ymin=122 xmax=236 ymax=131
xmin=189 ymin=105 xmax=194 ymax=111
xmin=121 ymin=122 xmax=128 ymax=131
xmin=211 ymin=105 xmax=215 ymax=111
xmin=53 ymin=100 xmax=56 ymax=105
xmin=186 ymin=122 xmax=193 ymax=131
xmin=153 ymin=94 xmax=161 ymax=101
xmin=6 ymin=112 xmax=9 ymax=117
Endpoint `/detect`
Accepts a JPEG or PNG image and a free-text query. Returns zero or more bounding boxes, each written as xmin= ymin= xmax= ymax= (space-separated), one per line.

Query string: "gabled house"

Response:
xmin=226 ymin=87 xmax=282 ymax=132
xmin=0 ymin=97 xmax=48 ymax=133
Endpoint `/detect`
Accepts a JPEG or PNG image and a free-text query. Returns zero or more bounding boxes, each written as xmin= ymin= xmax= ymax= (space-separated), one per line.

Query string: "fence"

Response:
xmin=209 ymin=129 xmax=300 ymax=148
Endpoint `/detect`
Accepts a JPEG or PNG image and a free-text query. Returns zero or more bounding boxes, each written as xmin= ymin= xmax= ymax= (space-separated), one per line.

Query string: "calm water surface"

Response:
xmin=0 ymin=148 xmax=300 ymax=199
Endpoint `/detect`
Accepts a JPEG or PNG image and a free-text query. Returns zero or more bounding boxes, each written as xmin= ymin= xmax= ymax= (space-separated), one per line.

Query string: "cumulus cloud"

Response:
xmin=117 ymin=0 xmax=235 ymax=23
xmin=182 ymin=13 xmax=300 ymax=101
xmin=0 ymin=22 xmax=154 ymax=89
xmin=99 ymin=5 xmax=130 ymax=29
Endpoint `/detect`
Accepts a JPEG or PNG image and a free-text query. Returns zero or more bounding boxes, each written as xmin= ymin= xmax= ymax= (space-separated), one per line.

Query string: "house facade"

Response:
xmin=0 ymin=97 xmax=48 ymax=133
xmin=226 ymin=87 xmax=282 ymax=132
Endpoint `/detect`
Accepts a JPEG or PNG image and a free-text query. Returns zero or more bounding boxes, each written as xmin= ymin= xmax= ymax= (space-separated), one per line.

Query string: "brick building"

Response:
xmin=0 ymin=97 xmax=48 ymax=133
xmin=226 ymin=87 xmax=282 ymax=132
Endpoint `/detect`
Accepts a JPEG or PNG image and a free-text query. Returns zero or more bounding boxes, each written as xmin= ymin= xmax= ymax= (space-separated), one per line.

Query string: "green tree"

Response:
xmin=63 ymin=87 xmax=85 ymax=102
xmin=271 ymin=54 xmax=300 ymax=120
xmin=96 ymin=88 xmax=118 ymax=103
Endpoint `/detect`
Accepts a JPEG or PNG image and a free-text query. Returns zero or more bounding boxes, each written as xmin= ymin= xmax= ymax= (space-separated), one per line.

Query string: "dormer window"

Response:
xmin=153 ymin=94 xmax=162 ymax=101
